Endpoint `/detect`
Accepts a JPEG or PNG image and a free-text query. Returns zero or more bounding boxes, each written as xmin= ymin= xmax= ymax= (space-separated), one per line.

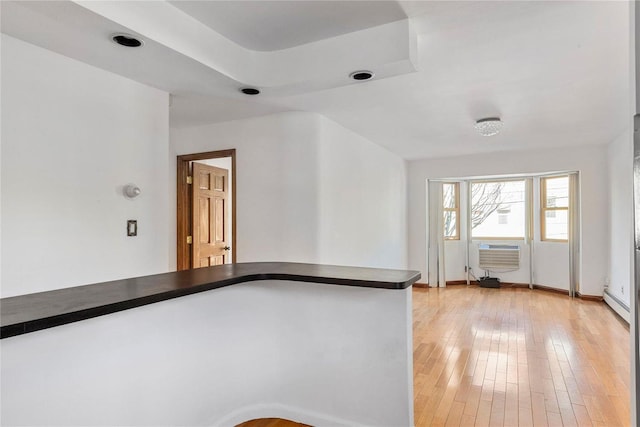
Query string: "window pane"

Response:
xmin=444 ymin=211 xmax=457 ymax=238
xmin=544 ymin=176 xmax=569 ymax=208
xmin=544 ymin=210 xmax=568 ymax=240
xmin=443 ymin=183 xmax=456 ymax=209
xmin=471 ymin=181 xmax=525 ymax=238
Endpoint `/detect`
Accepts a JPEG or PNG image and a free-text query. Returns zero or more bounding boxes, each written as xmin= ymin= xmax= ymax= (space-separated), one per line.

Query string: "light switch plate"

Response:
xmin=127 ymin=220 xmax=137 ymax=236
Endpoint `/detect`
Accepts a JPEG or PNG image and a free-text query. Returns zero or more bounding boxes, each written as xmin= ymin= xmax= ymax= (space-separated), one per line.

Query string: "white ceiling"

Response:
xmin=275 ymin=1 xmax=631 ymax=158
xmin=168 ymin=1 xmax=408 ymax=51
xmin=0 ymin=1 xmax=630 ymax=160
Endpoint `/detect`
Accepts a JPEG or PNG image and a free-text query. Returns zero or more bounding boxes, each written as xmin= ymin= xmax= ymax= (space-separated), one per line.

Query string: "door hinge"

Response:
xmin=186 ymin=236 xmax=193 ymax=244
xmin=186 ymin=176 xmax=193 ymax=184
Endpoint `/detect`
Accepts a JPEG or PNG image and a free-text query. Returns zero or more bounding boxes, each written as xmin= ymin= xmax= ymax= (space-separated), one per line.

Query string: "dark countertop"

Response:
xmin=1 ymin=262 xmax=420 ymax=339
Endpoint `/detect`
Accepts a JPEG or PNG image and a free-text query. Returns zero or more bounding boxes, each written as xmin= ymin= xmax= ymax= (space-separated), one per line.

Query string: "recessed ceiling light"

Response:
xmin=111 ymin=33 xmax=143 ymax=48
xmin=474 ymin=118 xmax=503 ymax=137
xmin=349 ymin=70 xmax=374 ymax=81
xmin=240 ymin=87 xmax=260 ymax=95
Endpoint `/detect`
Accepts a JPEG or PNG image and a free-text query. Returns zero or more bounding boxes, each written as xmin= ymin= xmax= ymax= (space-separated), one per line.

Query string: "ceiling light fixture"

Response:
xmin=349 ymin=70 xmax=374 ymax=81
xmin=111 ymin=33 xmax=144 ymax=48
xmin=474 ymin=118 xmax=503 ymax=137
xmin=240 ymin=87 xmax=260 ymax=95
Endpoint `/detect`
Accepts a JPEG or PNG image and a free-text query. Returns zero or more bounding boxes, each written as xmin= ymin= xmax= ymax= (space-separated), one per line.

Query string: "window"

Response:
xmin=443 ymin=182 xmax=459 ymax=240
xmin=541 ymin=176 xmax=569 ymax=241
xmin=471 ymin=180 xmax=526 ymax=239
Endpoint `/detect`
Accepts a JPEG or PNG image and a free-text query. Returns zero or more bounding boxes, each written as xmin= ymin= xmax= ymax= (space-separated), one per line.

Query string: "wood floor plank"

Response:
xmin=489 ymin=390 xmax=506 ymax=426
xmin=444 ymin=401 xmax=465 ymax=427
xmin=531 ymin=391 xmax=548 ymax=426
xmin=547 ymin=410 xmax=565 ymax=426
xmin=572 ymin=403 xmax=594 ymax=427
xmin=504 ymin=382 xmax=519 ymax=426
xmin=519 ymin=404 xmax=534 ymax=427
xmin=475 ymin=399 xmax=493 ymax=427
xmin=462 ymin=384 xmax=482 ymax=418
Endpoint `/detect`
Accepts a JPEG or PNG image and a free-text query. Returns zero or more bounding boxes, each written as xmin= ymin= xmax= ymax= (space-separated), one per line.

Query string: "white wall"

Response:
xmin=170 ymin=112 xmax=407 ymax=270
xmin=409 ymin=145 xmax=609 ymax=296
xmin=607 ymin=130 xmax=633 ymax=306
xmin=315 ymin=116 xmax=407 ymax=269
xmin=1 ymin=280 xmax=414 ymax=427
xmin=0 ymin=35 xmax=171 ymax=297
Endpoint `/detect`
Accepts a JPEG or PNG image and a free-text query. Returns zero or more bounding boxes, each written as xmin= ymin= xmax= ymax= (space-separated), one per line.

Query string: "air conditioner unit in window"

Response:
xmin=478 ymin=244 xmax=520 ymax=270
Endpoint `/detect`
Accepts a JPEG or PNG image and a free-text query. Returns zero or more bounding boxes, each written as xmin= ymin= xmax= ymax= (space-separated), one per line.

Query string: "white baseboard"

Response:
xmin=604 ymin=290 xmax=630 ymax=323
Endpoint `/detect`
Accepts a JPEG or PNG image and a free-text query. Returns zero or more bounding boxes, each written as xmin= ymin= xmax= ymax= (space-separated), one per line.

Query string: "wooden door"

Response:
xmin=191 ymin=162 xmax=230 ymax=268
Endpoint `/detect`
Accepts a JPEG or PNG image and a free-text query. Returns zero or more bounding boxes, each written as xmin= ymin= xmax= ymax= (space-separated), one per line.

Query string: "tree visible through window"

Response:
xmin=471 ymin=180 xmax=526 ymax=239
xmin=443 ymin=182 xmax=459 ymax=240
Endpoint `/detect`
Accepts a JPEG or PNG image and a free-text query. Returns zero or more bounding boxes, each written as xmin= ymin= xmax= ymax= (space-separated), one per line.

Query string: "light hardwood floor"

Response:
xmin=413 ymin=286 xmax=630 ymax=427
xmin=240 ymin=286 xmax=630 ymax=427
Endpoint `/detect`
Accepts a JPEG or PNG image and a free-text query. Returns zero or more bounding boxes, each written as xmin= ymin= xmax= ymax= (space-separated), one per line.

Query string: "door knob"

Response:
xmin=223 ymin=246 xmax=231 ymax=251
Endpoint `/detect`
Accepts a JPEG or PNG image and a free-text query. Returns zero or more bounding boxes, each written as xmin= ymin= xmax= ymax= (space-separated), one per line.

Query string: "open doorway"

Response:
xmin=177 ymin=149 xmax=236 ymax=271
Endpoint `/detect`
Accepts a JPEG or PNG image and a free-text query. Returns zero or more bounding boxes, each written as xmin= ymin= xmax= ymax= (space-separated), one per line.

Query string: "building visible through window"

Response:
xmin=497 ymin=207 xmax=511 ymax=224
